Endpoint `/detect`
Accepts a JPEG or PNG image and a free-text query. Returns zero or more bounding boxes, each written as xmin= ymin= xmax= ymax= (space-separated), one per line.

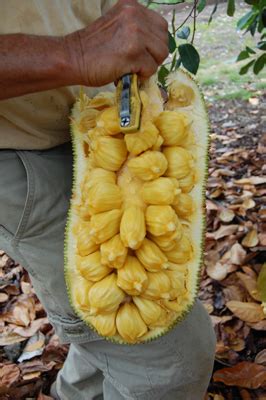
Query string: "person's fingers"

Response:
xmin=143 ymin=31 xmax=169 ymax=65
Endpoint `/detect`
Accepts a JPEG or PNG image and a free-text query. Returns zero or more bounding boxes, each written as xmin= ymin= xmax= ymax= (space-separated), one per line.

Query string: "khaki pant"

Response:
xmin=0 ymin=144 xmax=216 ymax=400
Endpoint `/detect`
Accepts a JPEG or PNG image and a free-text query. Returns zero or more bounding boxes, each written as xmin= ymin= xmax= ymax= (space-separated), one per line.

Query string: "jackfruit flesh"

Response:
xmin=66 ymin=69 xmax=210 ymax=344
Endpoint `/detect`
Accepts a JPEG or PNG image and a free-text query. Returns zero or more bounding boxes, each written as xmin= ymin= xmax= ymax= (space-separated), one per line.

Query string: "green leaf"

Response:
xmin=178 ymin=43 xmax=200 ymax=74
xmin=257 ymin=263 xmax=266 ymax=302
xmin=257 ymin=40 xmax=266 ymax=50
xmin=227 ymin=0 xmax=235 ymax=16
xmin=168 ymin=31 xmax=177 ymax=54
xmin=239 ymin=59 xmax=255 ymax=74
xmin=197 ymin=0 xmax=206 ymax=13
xmin=244 ymin=0 xmax=259 ymax=4
xmin=170 ymin=52 xmax=177 ymax=71
xmin=253 ymin=53 xmax=266 ymax=74
xmin=246 ymin=46 xmax=256 ymax=54
xmin=176 ymin=26 xmax=190 ymax=40
xmin=158 ymin=65 xmax=169 ymax=88
xmin=237 ymin=50 xmax=250 ymax=61
xmin=175 ymin=57 xmax=182 ymax=69
xmin=237 ymin=10 xmax=258 ymax=30
xmin=208 ymin=1 xmax=218 ymax=24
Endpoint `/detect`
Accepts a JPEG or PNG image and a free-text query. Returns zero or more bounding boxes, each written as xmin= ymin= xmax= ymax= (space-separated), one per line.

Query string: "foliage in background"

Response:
xmin=140 ymin=0 xmax=266 ymax=87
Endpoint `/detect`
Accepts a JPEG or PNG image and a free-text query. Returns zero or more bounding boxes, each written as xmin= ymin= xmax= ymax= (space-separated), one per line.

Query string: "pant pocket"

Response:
xmin=0 ymin=151 xmax=29 ymax=238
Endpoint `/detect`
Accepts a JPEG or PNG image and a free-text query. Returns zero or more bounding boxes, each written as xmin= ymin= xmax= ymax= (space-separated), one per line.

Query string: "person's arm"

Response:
xmin=0 ymin=0 xmax=169 ymax=101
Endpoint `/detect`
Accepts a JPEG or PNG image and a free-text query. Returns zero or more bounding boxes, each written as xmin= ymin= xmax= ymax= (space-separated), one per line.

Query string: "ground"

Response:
xmin=0 ymin=2 xmax=265 ymax=399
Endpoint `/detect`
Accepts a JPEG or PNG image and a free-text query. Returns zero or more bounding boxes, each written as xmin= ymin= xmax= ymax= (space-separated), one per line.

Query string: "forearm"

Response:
xmin=0 ymin=34 xmax=78 ymax=100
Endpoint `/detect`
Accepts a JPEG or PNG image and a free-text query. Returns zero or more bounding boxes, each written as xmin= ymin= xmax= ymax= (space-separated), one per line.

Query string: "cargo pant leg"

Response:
xmin=0 ymin=146 xmax=106 ymax=400
xmin=55 ymin=300 xmax=216 ymax=400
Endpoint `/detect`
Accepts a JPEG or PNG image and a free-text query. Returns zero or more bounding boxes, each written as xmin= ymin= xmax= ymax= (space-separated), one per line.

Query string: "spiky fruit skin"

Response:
xmin=65 ymin=69 xmax=210 ymax=344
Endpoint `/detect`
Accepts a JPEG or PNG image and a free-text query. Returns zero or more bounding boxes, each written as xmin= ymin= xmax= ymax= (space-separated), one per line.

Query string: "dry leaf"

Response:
xmin=242 ymin=198 xmax=256 ymax=210
xmin=22 ymin=371 xmax=41 ymax=380
xmin=242 ymin=229 xmax=259 ymax=248
xmin=213 ymin=361 xmax=266 ymax=389
xmin=257 ymin=264 xmax=266 ymax=302
xmin=0 ymin=331 xmax=27 ymax=346
xmin=214 ymin=395 xmax=225 ymax=400
xmin=207 ymin=262 xmax=234 ymax=281
xmin=235 ymin=177 xmax=266 ymax=185
xmin=211 ymin=224 xmax=239 ymax=240
xmin=18 ymin=332 xmax=45 ymax=363
xmin=236 ymin=271 xmax=261 ymax=301
xmin=12 ymin=317 xmax=49 ymax=338
xmin=206 ymin=200 xmax=219 ymax=211
xmin=0 ymin=363 xmax=20 ymax=387
xmin=226 ymin=301 xmax=265 ymax=323
xmin=246 ymin=320 xmax=266 ymax=330
xmin=203 ymin=302 xmax=214 ymax=314
xmin=249 ymin=97 xmax=259 ymax=106
xmin=223 ymin=284 xmax=246 ymax=302
xmin=230 ymin=243 xmax=247 ymax=265
xmin=255 ymin=350 xmax=266 ymax=366
xmin=0 ymin=292 xmax=9 ymax=302
xmin=259 ymin=233 xmax=266 ymax=246
xmin=219 ymin=208 xmax=235 ymax=222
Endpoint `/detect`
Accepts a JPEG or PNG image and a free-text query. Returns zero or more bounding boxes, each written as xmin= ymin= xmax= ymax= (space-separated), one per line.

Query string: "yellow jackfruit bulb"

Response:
xmin=155 ymin=111 xmax=189 ymax=146
xmin=149 ymin=228 xmax=182 ymax=252
xmin=96 ymin=106 xmax=121 ymax=134
xmin=116 ymin=303 xmax=148 ymax=343
xmin=152 ymin=134 xmax=164 ymax=151
xmin=120 ymin=206 xmax=146 ymax=250
xmin=178 ymin=169 xmax=197 ymax=193
xmin=163 ymin=147 xmax=194 ymax=179
xmin=89 ymin=91 xmax=115 ymax=110
xmin=77 ymin=251 xmax=111 ymax=282
xmin=142 ymin=271 xmax=171 ymax=300
xmin=117 ymin=256 xmax=148 ymax=295
xmin=141 ymin=177 xmax=180 ymax=205
xmin=165 ymin=269 xmax=187 ymax=300
xmin=71 ymin=274 xmax=93 ymax=311
xmin=78 ymin=109 xmax=100 ymax=133
xmin=165 ymin=234 xmax=193 ymax=264
xmin=100 ymin=234 xmax=128 ymax=269
xmin=124 ymin=122 xmax=159 ymax=156
xmin=88 ymin=273 xmax=125 ymax=315
xmin=90 ymin=209 xmax=122 ymax=244
xmin=167 ymin=82 xmax=195 ymax=108
xmin=86 ymin=127 xmax=106 ymax=143
xmin=133 ymin=296 xmax=162 ymax=325
xmin=90 ymin=311 xmax=117 ymax=337
xmin=136 ymin=238 xmax=168 ymax=272
xmin=91 ymin=137 xmax=127 ymax=171
xmin=76 ymin=221 xmax=99 ymax=256
xmin=86 ymin=183 xmax=122 ymax=214
xmin=81 ymin=168 xmax=116 ymax=201
xmin=172 ymin=193 xmax=195 ymax=218
xmin=145 ymin=205 xmax=180 ymax=236
xmin=149 ymin=307 xmax=174 ymax=329
xmin=127 ymin=151 xmax=168 ymax=181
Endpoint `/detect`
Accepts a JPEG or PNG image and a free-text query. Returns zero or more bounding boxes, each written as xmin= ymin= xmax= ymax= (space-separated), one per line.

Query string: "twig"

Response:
xmin=174 ymin=3 xmax=196 ymax=33
xmin=191 ymin=0 xmax=198 ymax=44
xmin=147 ymin=1 xmax=185 ymax=5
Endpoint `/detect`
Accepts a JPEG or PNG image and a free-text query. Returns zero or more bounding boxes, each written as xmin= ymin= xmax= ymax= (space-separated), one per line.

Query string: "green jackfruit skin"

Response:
xmin=64 ymin=69 xmax=211 ymax=344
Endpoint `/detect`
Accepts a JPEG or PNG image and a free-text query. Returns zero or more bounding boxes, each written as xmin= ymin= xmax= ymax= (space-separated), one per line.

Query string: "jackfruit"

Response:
xmin=65 ymin=69 xmax=210 ymax=344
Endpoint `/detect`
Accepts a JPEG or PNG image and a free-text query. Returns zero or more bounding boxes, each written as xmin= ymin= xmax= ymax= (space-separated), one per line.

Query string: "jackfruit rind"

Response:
xmin=65 ymin=69 xmax=210 ymax=344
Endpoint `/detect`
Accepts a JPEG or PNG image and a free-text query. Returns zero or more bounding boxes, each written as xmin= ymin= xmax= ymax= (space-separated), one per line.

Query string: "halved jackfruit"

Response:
xmin=65 ymin=69 xmax=210 ymax=344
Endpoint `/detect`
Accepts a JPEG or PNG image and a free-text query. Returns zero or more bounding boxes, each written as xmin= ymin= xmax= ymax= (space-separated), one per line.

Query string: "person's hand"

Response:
xmin=65 ymin=0 xmax=169 ymax=87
